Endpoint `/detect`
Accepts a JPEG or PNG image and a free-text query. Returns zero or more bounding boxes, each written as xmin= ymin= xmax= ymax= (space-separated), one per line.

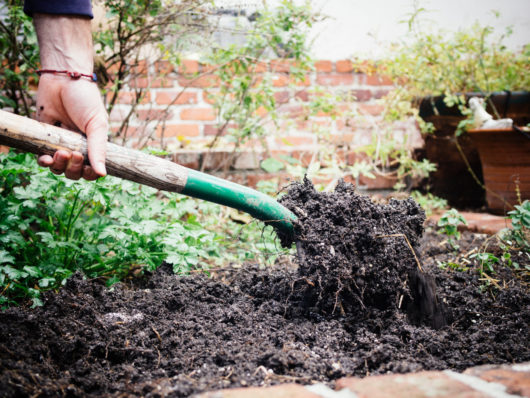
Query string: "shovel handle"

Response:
xmin=0 ymin=109 xmax=188 ymax=192
xmin=0 ymin=110 xmax=296 ymax=238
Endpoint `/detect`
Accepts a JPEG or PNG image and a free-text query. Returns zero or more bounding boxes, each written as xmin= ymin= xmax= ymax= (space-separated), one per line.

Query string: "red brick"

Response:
xmin=251 ymin=61 xmax=268 ymax=73
xmin=202 ymin=63 xmax=220 ymax=74
xmin=295 ymin=90 xmax=310 ymax=102
xmin=201 ymin=151 xmax=232 ymax=171
xmin=180 ymin=108 xmax=216 ymax=121
xmin=203 ymin=91 xmax=217 ymax=105
xmin=154 ymin=60 xmax=174 ymax=74
xmin=128 ymin=76 xmax=150 ymax=89
xmin=270 ymin=59 xmax=291 ymax=73
xmin=0 ymin=145 xmax=10 ymax=154
xmin=178 ymin=75 xmax=220 ymax=88
xmin=278 ymin=105 xmax=305 ymax=118
xmin=429 ymin=212 xmax=512 ymax=235
xmin=156 ymin=123 xmax=200 ymax=138
xmin=464 ymin=363 xmax=530 ymax=397
xmin=336 ymin=118 xmax=357 ymax=131
xmin=373 ymin=89 xmax=391 ymax=99
xmin=131 ymin=60 xmax=148 ymax=75
xmin=274 ymin=91 xmax=290 ymax=104
xmin=179 ymin=59 xmax=199 ymax=74
xmin=337 ymin=372 xmax=488 ymax=398
xmin=366 ymin=73 xmax=394 ymax=86
xmin=155 ymin=91 xmax=197 ymax=105
xmin=196 ymin=383 xmax=320 ymax=398
xmin=351 ymin=89 xmax=372 ymax=102
xmin=173 ymin=151 xmax=201 ymax=169
xmin=135 ymin=109 xmax=173 ymax=121
xmin=274 ymin=135 xmax=315 ymax=147
xmin=291 ymin=74 xmax=311 ymax=86
xmin=150 ymin=76 xmax=174 ymax=88
xmin=359 ymin=173 xmax=398 ymax=189
xmin=247 ymin=172 xmax=291 ymax=188
xmin=272 ymin=74 xmax=289 ymax=87
xmin=336 ymin=59 xmax=354 ymax=73
xmin=233 ymin=151 xmax=263 ymax=170
xmin=358 ymin=103 xmax=385 ymax=115
xmin=315 ymin=60 xmax=333 ymax=72
xmin=316 ymin=73 xmax=354 ymax=86
xmin=108 ymin=91 xmax=151 ymax=105
xmin=330 ymin=132 xmax=355 ymax=145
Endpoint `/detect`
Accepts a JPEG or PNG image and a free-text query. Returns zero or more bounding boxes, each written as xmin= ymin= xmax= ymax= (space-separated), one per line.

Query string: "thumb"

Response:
xmin=85 ymin=114 xmax=108 ymax=177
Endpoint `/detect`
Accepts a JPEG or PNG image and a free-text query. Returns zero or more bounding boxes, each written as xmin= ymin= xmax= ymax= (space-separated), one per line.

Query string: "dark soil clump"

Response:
xmin=1 ymin=181 xmax=529 ymax=397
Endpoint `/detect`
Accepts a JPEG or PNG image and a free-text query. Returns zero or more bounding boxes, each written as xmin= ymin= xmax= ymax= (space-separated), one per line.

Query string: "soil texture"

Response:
xmin=1 ymin=181 xmax=529 ymax=397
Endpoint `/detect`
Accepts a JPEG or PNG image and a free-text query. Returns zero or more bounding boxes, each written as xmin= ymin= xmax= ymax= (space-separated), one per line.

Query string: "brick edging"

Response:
xmin=195 ymin=362 xmax=530 ymax=397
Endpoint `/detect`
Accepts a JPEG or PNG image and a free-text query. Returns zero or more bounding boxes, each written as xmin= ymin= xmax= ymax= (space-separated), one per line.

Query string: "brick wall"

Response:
xmin=107 ymin=59 xmax=423 ymax=189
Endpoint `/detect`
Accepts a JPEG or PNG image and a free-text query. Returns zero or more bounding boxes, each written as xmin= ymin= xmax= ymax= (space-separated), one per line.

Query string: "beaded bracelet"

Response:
xmin=36 ymin=69 xmax=97 ymax=83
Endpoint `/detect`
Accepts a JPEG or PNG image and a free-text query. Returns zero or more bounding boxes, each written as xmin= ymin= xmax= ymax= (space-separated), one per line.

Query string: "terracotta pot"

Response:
xmin=419 ymin=91 xmax=530 ymax=208
xmin=467 ymin=128 xmax=530 ymax=214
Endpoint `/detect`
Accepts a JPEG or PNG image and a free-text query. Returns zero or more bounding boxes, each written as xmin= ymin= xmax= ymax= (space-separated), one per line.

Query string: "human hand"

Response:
xmin=33 ymin=13 xmax=108 ymax=181
xmin=35 ymin=74 xmax=108 ymax=180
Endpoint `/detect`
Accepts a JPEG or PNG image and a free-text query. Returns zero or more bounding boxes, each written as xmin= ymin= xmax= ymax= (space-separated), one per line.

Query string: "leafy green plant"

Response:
xmin=411 ymin=191 xmax=448 ymax=217
xmin=437 ymin=209 xmax=467 ymax=250
xmin=0 ymin=0 xmax=39 ymax=115
xmin=202 ymin=0 xmax=316 ymax=160
xmin=506 ymin=200 xmax=530 ymax=250
xmin=368 ymin=8 xmax=530 ymax=131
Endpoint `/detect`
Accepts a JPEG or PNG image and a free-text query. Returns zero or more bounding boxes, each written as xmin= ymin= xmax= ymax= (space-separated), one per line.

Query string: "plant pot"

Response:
xmin=419 ymin=91 xmax=530 ymax=208
xmin=467 ymin=127 xmax=530 ymax=214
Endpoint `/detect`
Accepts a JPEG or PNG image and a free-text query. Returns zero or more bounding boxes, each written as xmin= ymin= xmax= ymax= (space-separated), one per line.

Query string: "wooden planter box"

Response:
xmin=468 ymin=128 xmax=530 ymax=214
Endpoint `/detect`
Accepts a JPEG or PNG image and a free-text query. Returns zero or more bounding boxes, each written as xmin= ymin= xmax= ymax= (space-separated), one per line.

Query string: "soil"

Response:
xmin=1 ymin=180 xmax=529 ymax=397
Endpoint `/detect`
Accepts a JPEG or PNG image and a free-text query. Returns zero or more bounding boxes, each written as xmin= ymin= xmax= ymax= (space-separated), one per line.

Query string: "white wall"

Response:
xmin=307 ymin=0 xmax=530 ymax=59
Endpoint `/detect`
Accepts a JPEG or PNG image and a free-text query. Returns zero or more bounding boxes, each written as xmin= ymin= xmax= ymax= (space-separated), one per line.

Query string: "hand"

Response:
xmin=33 ymin=13 xmax=108 ymax=181
xmin=36 ymin=74 xmax=108 ymax=180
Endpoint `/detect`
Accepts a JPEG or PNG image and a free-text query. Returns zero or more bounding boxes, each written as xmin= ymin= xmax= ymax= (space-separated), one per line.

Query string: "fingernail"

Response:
xmin=97 ymin=162 xmax=107 ymax=175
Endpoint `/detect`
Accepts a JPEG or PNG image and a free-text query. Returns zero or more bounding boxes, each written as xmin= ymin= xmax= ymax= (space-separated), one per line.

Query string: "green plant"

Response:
xmin=506 ymin=200 xmax=530 ymax=250
xmin=369 ymin=8 xmax=529 ymax=131
xmin=411 ymin=191 xmax=448 ymax=216
xmin=437 ymin=209 xmax=467 ymax=250
xmin=0 ymin=0 xmax=39 ymax=115
xmin=0 ymin=151 xmax=290 ymax=308
xmin=201 ymin=0 xmax=317 ymax=164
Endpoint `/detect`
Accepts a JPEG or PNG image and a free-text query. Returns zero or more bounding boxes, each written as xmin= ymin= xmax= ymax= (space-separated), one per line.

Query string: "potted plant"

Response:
xmin=365 ymin=11 xmax=530 ymax=208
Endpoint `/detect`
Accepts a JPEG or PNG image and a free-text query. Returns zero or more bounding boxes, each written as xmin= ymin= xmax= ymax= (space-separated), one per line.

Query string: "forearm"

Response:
xmin=33 ymin=14 xmax=94 ymax=74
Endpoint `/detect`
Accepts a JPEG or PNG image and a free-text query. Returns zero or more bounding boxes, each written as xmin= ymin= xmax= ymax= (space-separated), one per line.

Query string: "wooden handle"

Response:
xmin=0 ymin=109 xmax=189 ymax=192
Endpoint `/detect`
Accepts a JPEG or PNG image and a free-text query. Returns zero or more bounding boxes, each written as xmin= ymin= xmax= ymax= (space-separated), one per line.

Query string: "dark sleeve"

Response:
xmin=24 ymin=0 xmax=93 ymax=19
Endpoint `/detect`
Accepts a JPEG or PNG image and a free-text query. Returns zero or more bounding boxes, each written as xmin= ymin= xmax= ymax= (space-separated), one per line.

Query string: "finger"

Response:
xmin=38 ymin=154 xmax=54 ymax=168
xmin=51 ymin=150 xmax=72 ymax=174
xmin=85 ymin=116 xmax=108 ymax=177
xmin=82 ymin=165 xmax=99 ymax=181
xmin=64 ymin=151 xmax=84 ymax=180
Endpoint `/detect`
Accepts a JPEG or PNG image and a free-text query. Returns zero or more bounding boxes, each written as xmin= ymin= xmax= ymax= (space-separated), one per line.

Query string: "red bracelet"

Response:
xmin=36 ymin=69 xmax=97 ymax=83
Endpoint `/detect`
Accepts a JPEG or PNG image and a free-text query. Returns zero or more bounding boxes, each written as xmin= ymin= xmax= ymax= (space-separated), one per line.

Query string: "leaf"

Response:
xmin=0 ymin=250 xmax=15 ymax=265
xmin=260 ymin=157 xmax=285 ymax=173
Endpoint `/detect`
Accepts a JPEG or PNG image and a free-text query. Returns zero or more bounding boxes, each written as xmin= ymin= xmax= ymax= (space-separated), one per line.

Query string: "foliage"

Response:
xmin=365 ymin=8 xmax=530 ymax=132
xmin=0 ymin=151 xmax=289 ymax=308
xmin=410 ymin=191 xmax=447 ymax=217
xmin=93 ymin=0 xmax=210 ymax=144
xmin=437 ymin=209 xmax=467 ymax=250
xmin=0 ymin=0 xmax=39 ymax=115
xmin=505 ymin=200 xmax=530 ymax=250
xmin=202 ymin=0 xmax=316 ymax=158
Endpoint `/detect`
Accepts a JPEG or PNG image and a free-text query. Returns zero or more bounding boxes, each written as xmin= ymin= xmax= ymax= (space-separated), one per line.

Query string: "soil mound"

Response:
xmin=280 ymin=179 xmax=445 ymax=327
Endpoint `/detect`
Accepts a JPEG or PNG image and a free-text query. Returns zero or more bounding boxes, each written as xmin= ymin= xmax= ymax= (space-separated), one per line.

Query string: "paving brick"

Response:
xmin=194 ymin=383 xmax=320 ymax=398
xmin=336 ymin=371 xmax=489 ymax=398
xmin=463 ymin=363 xmax=530 ymax=397
xmin=429 ymin=212 xmax=512 ymax=235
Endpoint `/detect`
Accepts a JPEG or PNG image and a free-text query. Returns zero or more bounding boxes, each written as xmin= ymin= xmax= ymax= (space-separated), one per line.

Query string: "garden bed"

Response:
xmin=1 ymin=181 xmax=528 ymax=397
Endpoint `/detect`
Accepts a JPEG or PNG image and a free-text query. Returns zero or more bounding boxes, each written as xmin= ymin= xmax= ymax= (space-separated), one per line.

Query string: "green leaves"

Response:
xmin=437 ymin=209 xmax=467 ymax=250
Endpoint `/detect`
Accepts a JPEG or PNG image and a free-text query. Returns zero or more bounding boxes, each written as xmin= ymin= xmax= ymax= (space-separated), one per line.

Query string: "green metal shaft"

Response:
xmin=183 ymin=169 xmax=296 ymax=238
